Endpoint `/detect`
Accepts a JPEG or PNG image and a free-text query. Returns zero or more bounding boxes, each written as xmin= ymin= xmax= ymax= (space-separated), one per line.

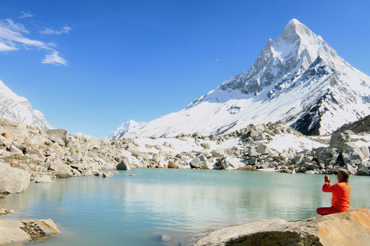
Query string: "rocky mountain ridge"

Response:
xmin=0 ymin=79 xmax=52 ymax=130
xmin=115 ymin=19 xmax=370 ymax=138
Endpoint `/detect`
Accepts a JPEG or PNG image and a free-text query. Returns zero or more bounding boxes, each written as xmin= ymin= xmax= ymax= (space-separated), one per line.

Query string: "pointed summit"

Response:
xmin=287 ymin=18 xmax=302 ymax=26
xmin=112 ymin=20 xmax=370 ymax=138
xmin=281 ymin=18 xmax=315 ymax=43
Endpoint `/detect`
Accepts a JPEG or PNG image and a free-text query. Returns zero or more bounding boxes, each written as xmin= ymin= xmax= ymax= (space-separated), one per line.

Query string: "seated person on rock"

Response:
xmin=317 ymin=169 xmax=351 ymax=216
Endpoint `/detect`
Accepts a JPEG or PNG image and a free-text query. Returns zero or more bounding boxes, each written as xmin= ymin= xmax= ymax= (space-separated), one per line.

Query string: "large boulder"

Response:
xmin=330 ymin=130 xmax=354 ymax=149
xmin=126 ymin=143 xmax=140 ymax=153
xmin=356 ymin=164 xmax=369 ymax=175
xmin=44 ymin=129 xmax=68 ymax=140
xmin=190 ymin=154 xmax=211 ymax=169
xmin=220 ymin=156 xmax=235 ymax=169
xmin=0 ymin=162 xmax=30 ymax=193
xmin=342 ymin=148 xmax=365 ymax=167
xmin=211 ymin=149 xmax=225 ymax=158
xmin=201 ymin=143 xmax=211 ymax=149
xmin=31 ymin=173 xmax=54 ymax=183
xmin=315 ymin=147 xmax=339 ymax=166
xmin=194 ymin=209 xmax=370 ymax=246
xmin=2 ymin=121 xmax=29 ymax=140
xmin=48 ymin=160 xmax=73 ymax=178
xmin=116 ymin=158 xmax=131 ymax=170
xmin=0 ymin=219 xmax=60 ymax=245
xmin=257 ymin=144 xmax=274 ymax=155
xmin=87 ymin=137 xmax=100 ymax=150
xmin=49 ymin=135 xmax=65 ymax=146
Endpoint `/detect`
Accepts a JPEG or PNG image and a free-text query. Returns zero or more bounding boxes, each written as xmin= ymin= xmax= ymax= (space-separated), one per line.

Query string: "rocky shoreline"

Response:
xmin=193 ymin=209 xmax=370 ymax=246
xmin=1 ymin=116 xmax=370 ymax=244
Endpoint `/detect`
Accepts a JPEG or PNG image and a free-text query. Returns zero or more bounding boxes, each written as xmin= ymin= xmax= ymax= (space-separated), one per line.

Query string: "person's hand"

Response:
xmin=324 ymin=175 xmax=331 ymax=183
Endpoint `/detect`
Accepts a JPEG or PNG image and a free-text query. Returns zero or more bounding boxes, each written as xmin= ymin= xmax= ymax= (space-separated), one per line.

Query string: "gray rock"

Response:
xmin=31 ymin=173 xmax=53 ymax=183
xmin=9 ymin=145 xmax=23 ymax=155
xmin=45 ymin=129 xmax=68 ymax=140
xmin=116 ymin=158 xmax=131 ymax=170
xmin=72 ymin=169 xmax=81 ymax=177
xmin=342 ymin=148 xmax=365 ymax=166
xmin=49 ymin=135 xmax=65 ymax=146
xmin=257 ymin=144 xmax=274 ymax=155
xmin=160 ymin=234 xmax=171 ymax=242
xmin=152 ymin=154 xmax=160 ymax=163
xmin=81 ymin=168 xmax=94 ymax=176
xmin=341 ymin=142 xmax=361 ymax=151
xmin=132 ymin=152 xmax=149 ymax=161
xmin=126 ymin=143 xmax=140 ymax=153
xmin=356 ymin=164 xmax=369 ymax=175
xmin=360 ymin=146 xmax=370 ymax=159
xmin=248 ymin=147 xmax=258 ymax=157
xmin=102 ymin=172 xmax=111 ymax=178
xmin=220 ymin=156 xmax=235 ymax=169
xmin=261 ymin=162 xmax=276 ymax=169
xmin=201 ymin=143 xmax=211 ymax=149
xmin=1 ymin=121 xmax=29 ymax=140
xmin=86 ymin=151 xmax=98 ymax=158
xmin=294 ymin=153 xmax=304 ymax=164
xmin=345 ymin=164 xmax=357 ymax=175
xmin=87 ymin=137 xmax=100 ymax=150
xmin=250 ymin=130 xmax=264 ymax=141
xmin=315 ymin=147 xmax=339 ymax=166
xmin=48 ymin=160 xmax=73 ymax=178
xmin=71 ymin=153 xmax=82 ymax=162
xmin=1 ymin=138 xmax=13 ymax=148
xmin=0 ymin=162 xmax=30 ymax=193
xmin=0 ymin=219 xmax=60 ymax=245
xmin=26 ymin=149 xmax=46 ymax=161
xmin=194 ymin=209 xmax=370 ymax=246
xmin=211 ymin=149 xmax=225 ymax=158
xmin=190 ymin=154 xmax=210 ymax=169
xmin=330 ymin=130 xmax=354 ymax=149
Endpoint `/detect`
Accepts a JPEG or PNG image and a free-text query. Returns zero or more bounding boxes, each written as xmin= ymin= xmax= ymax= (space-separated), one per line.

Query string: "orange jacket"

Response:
xmin=322 ymin=181 xmax=351 ymax=212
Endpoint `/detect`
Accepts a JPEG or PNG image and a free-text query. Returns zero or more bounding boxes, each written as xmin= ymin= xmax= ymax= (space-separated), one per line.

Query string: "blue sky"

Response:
xmin=0 ymin=0 xmax=369 ymax=139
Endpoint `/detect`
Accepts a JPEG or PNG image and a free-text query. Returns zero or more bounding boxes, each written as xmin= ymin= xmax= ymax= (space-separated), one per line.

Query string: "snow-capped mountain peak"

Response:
xmin=110 ymin=19 xmax=370 ymax=138
xmin=0 ymin=79 xmax=52 ymax=129
xmin=107 ymin=120 xmax=141 ymax=139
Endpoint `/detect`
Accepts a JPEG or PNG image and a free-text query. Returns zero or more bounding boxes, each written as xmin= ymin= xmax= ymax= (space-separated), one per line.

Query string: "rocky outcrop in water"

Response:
xmin=0 ymin=219 xmax=60 ymax=245
xmin=194 ymin=209 xmax=370 ymax=246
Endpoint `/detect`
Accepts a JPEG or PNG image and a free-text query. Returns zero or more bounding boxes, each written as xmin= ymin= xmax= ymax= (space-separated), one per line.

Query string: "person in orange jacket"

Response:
xmin=316 ymin=169 xmax=351 ymax=215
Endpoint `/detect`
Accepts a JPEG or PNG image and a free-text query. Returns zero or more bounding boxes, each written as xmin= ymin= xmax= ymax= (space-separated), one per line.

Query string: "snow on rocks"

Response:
xmin=2 ymin=115 xmax=370 ymax=200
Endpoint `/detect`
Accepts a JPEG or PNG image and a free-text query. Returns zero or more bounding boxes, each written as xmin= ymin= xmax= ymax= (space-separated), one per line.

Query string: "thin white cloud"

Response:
xmin=216 ymin=59 xmax=220 ymax=62
xmin=0 ymin=18 xmax=68 ymax=66
xmin=0 ymin=42 xmax=17 ymax=52
xmin=42 ymin=50 xmax=68 ymax=66
xmin=19 ymin=12 xmax=33 ymax=19
xmin=41 ymin=26 xmax=71 ymax=35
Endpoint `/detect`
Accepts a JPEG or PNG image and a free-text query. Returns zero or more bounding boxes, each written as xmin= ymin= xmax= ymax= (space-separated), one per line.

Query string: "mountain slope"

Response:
xmin=115 ymin=19 xmax=370 ymax=138
xmin=0 ymin=79 xmax=52 ymax=129
xmin=107 ymin=120 xmax=141 ymax=139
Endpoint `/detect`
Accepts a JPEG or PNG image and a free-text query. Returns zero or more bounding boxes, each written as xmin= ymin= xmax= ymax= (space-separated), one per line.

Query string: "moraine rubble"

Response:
xmin=1 ymin=116 xmax=370 ymax=244
xmin=0 ymin=116 xmax=369 ymax=198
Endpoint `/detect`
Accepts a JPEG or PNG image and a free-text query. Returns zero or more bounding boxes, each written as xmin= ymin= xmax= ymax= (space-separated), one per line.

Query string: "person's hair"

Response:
xmin=338 ymin=169 xmax=350 ymax=183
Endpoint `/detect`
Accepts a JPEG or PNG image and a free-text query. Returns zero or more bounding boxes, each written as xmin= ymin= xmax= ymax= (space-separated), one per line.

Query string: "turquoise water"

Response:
xmin=1 ymin=169 xmax=370 ymax=246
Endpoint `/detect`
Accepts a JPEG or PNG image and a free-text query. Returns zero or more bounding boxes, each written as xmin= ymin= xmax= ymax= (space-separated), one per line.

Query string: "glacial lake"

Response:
xmin=2 ymin=169 xmax=370 ymax=246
